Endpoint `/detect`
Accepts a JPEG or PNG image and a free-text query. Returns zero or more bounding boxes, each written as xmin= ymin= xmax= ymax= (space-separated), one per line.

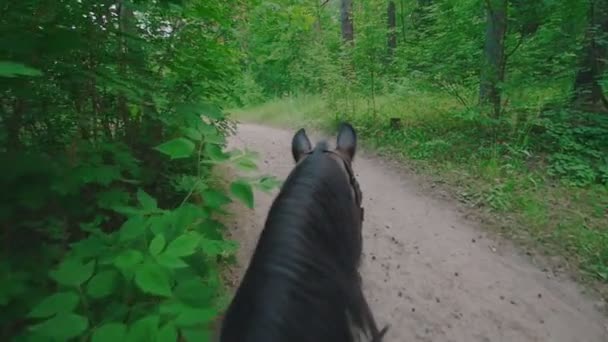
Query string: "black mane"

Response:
xmin=220 ymin=141 xmax=385 ymax=342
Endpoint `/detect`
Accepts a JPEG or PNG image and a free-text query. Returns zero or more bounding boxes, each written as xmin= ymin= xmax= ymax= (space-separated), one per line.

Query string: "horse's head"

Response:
xmin=291 ymin=122 xmax=364 ymax=223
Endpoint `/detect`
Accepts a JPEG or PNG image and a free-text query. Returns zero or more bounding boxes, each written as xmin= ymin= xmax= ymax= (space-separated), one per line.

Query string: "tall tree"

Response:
xmin=572 ymin=0 xmax=608 ymax=112
xmin=341 ymin=0 xmax=354 ymax=43
xmin=479 ymin=0 xmax=508 ymax=118
xmin=387 ymin=0 xmax=397 ymax=57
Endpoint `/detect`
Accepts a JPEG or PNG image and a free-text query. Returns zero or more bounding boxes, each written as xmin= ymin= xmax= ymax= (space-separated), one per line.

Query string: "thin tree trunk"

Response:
xmin=400 ymin=0 xmax=407 ymax=43
xmin=572 ymin=0 xmax=608 ymax=112
xmin=387 ymin=1 xmax=397 ymax=58
xmin=340 ymin=0 xmax=354 ymax=43
xmin=479 ymin=0 xmax=508 ymax=118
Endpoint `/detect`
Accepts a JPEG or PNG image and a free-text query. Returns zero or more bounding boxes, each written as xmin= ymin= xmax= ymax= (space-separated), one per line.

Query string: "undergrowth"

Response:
xmin=0 ymin=1 xmax=283 ymax=340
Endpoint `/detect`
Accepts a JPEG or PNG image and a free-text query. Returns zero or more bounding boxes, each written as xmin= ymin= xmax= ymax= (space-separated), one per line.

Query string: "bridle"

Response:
xmin=302 ymin=149 xmax=364 ymax=222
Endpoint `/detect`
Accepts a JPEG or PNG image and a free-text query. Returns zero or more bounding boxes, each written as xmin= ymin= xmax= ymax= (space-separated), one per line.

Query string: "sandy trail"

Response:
xmin=224 ymin=123 xmax=607 ymax=342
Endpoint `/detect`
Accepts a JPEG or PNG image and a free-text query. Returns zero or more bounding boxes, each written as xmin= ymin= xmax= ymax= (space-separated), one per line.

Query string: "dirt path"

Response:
xmin=224 ymin=123 xmax=607 ymax=342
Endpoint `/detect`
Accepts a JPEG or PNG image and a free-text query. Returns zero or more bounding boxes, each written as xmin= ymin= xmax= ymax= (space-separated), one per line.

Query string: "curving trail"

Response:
xmin=224 ymin=123 xmax=607 ymax=342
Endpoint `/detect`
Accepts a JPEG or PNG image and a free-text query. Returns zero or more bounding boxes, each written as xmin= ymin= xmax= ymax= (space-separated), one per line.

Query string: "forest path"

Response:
xmin=224 ymin=123 xmax=607 ymax=342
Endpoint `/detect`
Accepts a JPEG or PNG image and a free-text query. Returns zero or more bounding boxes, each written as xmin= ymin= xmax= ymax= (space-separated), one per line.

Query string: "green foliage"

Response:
xmin=0 ymin=0 xmax=282 ymax=340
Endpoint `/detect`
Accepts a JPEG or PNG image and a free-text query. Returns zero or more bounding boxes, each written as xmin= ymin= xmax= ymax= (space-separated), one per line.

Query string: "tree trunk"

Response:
xmin=400 ymin=0 xmax=407 ymax=43
xmin=479 ymin=0 xmax=508 ymax=118
xmin=340 ymin=0 xmax=354 ymax=43
xmin=387 ymin=1 xmax=397 ymax=57
xmin=572 ymin=0 xmax=608 ymax=112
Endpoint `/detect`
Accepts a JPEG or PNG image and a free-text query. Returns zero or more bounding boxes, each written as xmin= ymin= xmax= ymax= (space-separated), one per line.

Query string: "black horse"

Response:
xmin=219 ymin=123 xmax=388 ymax=342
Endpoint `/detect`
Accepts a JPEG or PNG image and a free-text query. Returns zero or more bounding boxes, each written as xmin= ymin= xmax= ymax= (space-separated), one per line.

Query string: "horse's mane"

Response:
xmin=220 ymin=141 xmax=384 ymax=342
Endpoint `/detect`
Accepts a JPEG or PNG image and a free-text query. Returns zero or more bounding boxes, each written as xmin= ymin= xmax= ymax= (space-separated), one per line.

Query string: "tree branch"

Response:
xmin=506 ymin=33 xmax=525 ymax=60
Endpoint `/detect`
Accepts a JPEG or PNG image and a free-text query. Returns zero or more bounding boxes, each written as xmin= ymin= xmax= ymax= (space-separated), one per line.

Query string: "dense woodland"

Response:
xmin=0 ymin=0 xmax=607 ymax=341
xmin=233 ymin=0 xmax=608 ymax=297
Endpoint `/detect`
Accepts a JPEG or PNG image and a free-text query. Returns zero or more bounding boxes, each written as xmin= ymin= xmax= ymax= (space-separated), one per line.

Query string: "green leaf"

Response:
xmin=174 ymin=278 xmax=215 ymax=308
xmin=173 ymin=204 xmax=208 ymax=232
xmin=159 ymin=301 xmax=216 ymax=327
xmin=202 ymin=189 xmax=232 ymax=209
xmin=164 ymin=233 xmax=201 ymax=258
xmin=157 ymin=322 xmax=178 ymax=342
xmin=119 ymin=215 xmax=147 ymax=242
xmin=235 ymin=158 xmax=258 ymax=171
xmin=257 ymin=176 xmax=282 ymax=192
xmin=71 ymin=235 xmax=107 ymax=259
xmin=204 ymin=144 xmax=229 ymax=162
xmin=92 ymin=323 xmax=127 ymax=342
xmin=126 ymin=315 xmax=159 ymax=342
xmin=199 ymin=102 xmax=224 ymax=119
xmin=156 ymin=254 xmax=188 ymax=269
xmin=155 ymin=138 xmax=196 ymax=160
xmin=112 ymin=205 xmax=144 ymax=216
xmin=0 ymin=61 xmax=42 ymax=77
xmin=149 ymin=234 xmax=166 ymax=256
xmin=181 ymin=127 xmax=202 ymax=142
xmin=113 ymin=250 xmax=144 ymax=273
xmin=230 ymin=181 xmax=254 ymax=209
xmin=28 ymin=291 xmax=80 ymax=318
xmin=29 ymin=313 xmax=88 ymax=340
xmin=181 ymin=327 xmax=211 ymax=342
xmin=201 ymin=238 xmax=238 ymax=258
xmin=202 ymin=130 xmax=225 ymax=145
xmin=175 ymin=307 xmax=216 ymax=327
xmin=87 ymin=270 xmax=118 ymax=299
xmin=134 ymin=262 xmax=172 ymax=297
xmin=149 ymin=213 xmax=173 ymax=236
xmin=137 ymin=189 xmax=158 ymax=211
xmin=49 ymin=258 xmax=95 ymax=287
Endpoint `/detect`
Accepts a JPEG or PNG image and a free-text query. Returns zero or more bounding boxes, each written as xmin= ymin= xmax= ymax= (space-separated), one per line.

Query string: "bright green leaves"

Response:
xmin=92 ymin=323 xmax=127 ymax=342
xmin=5 ymin=1 xmax=247 ymax=341
xmin=174 ymin=307 xmax=216 ymax=327
xmin=29 ymin=313 xmax=89 ymax=340
xmin=134 ymin=262 xmax=172 ymax=297
xmin=235 ymin=158 xmax=258 ymax=171
xmin=119 ymin=215 xmax=148 ymax=242
xmin=28 ymin=292 xmax=80 ymax=318
xmin=156 ymin=254 xmax=189 ymax=269
xmin=256 ymin=176 xmax=282 ymax=193
xmin=0 ymin=61 xmax=42 ymax=77
xmin=113 ymin=250 xmax=144 ymax=274
xmin=126 ymin=315 xmax=160 ymax=342
xmin=137 ymin=189 xmax=158 ymax=211
xmin=49 ymin=259 xmax=95 ymax=287
xmin=230 ymin=180 xmax=254 ymax=209
xmin=201 ymin=238 xmax=238 ymax=258
xmin=205 ymin=143 xmax=229 ymax=162
xmin=151 ymin=233 xmax=201 ymax=270
xmin=164 ymin=233 xmax=201 ymax=258
xmin=202 ymin=189 xmax=232 ymax=209
xmin=149 ymin=234 xmax=166 ymax=256
xmin=155 ymin=138 xmax=196 ymax=160
xmin=160 ymin=301 xmax=216 ymax=328
xmin=92 ymin=318 xmax=175 ymax=342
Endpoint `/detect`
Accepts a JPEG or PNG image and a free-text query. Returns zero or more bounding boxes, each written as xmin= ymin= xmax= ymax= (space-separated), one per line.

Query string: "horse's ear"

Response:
xmin=336 ymin=122 xmax=357 ymax=161
xmin=292 ymin=128 xmax=312 ymax=162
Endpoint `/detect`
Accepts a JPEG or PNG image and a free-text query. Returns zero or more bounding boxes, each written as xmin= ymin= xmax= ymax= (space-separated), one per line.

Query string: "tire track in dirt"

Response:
xmin=224 ymin=123 xmax=607 ymax=342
